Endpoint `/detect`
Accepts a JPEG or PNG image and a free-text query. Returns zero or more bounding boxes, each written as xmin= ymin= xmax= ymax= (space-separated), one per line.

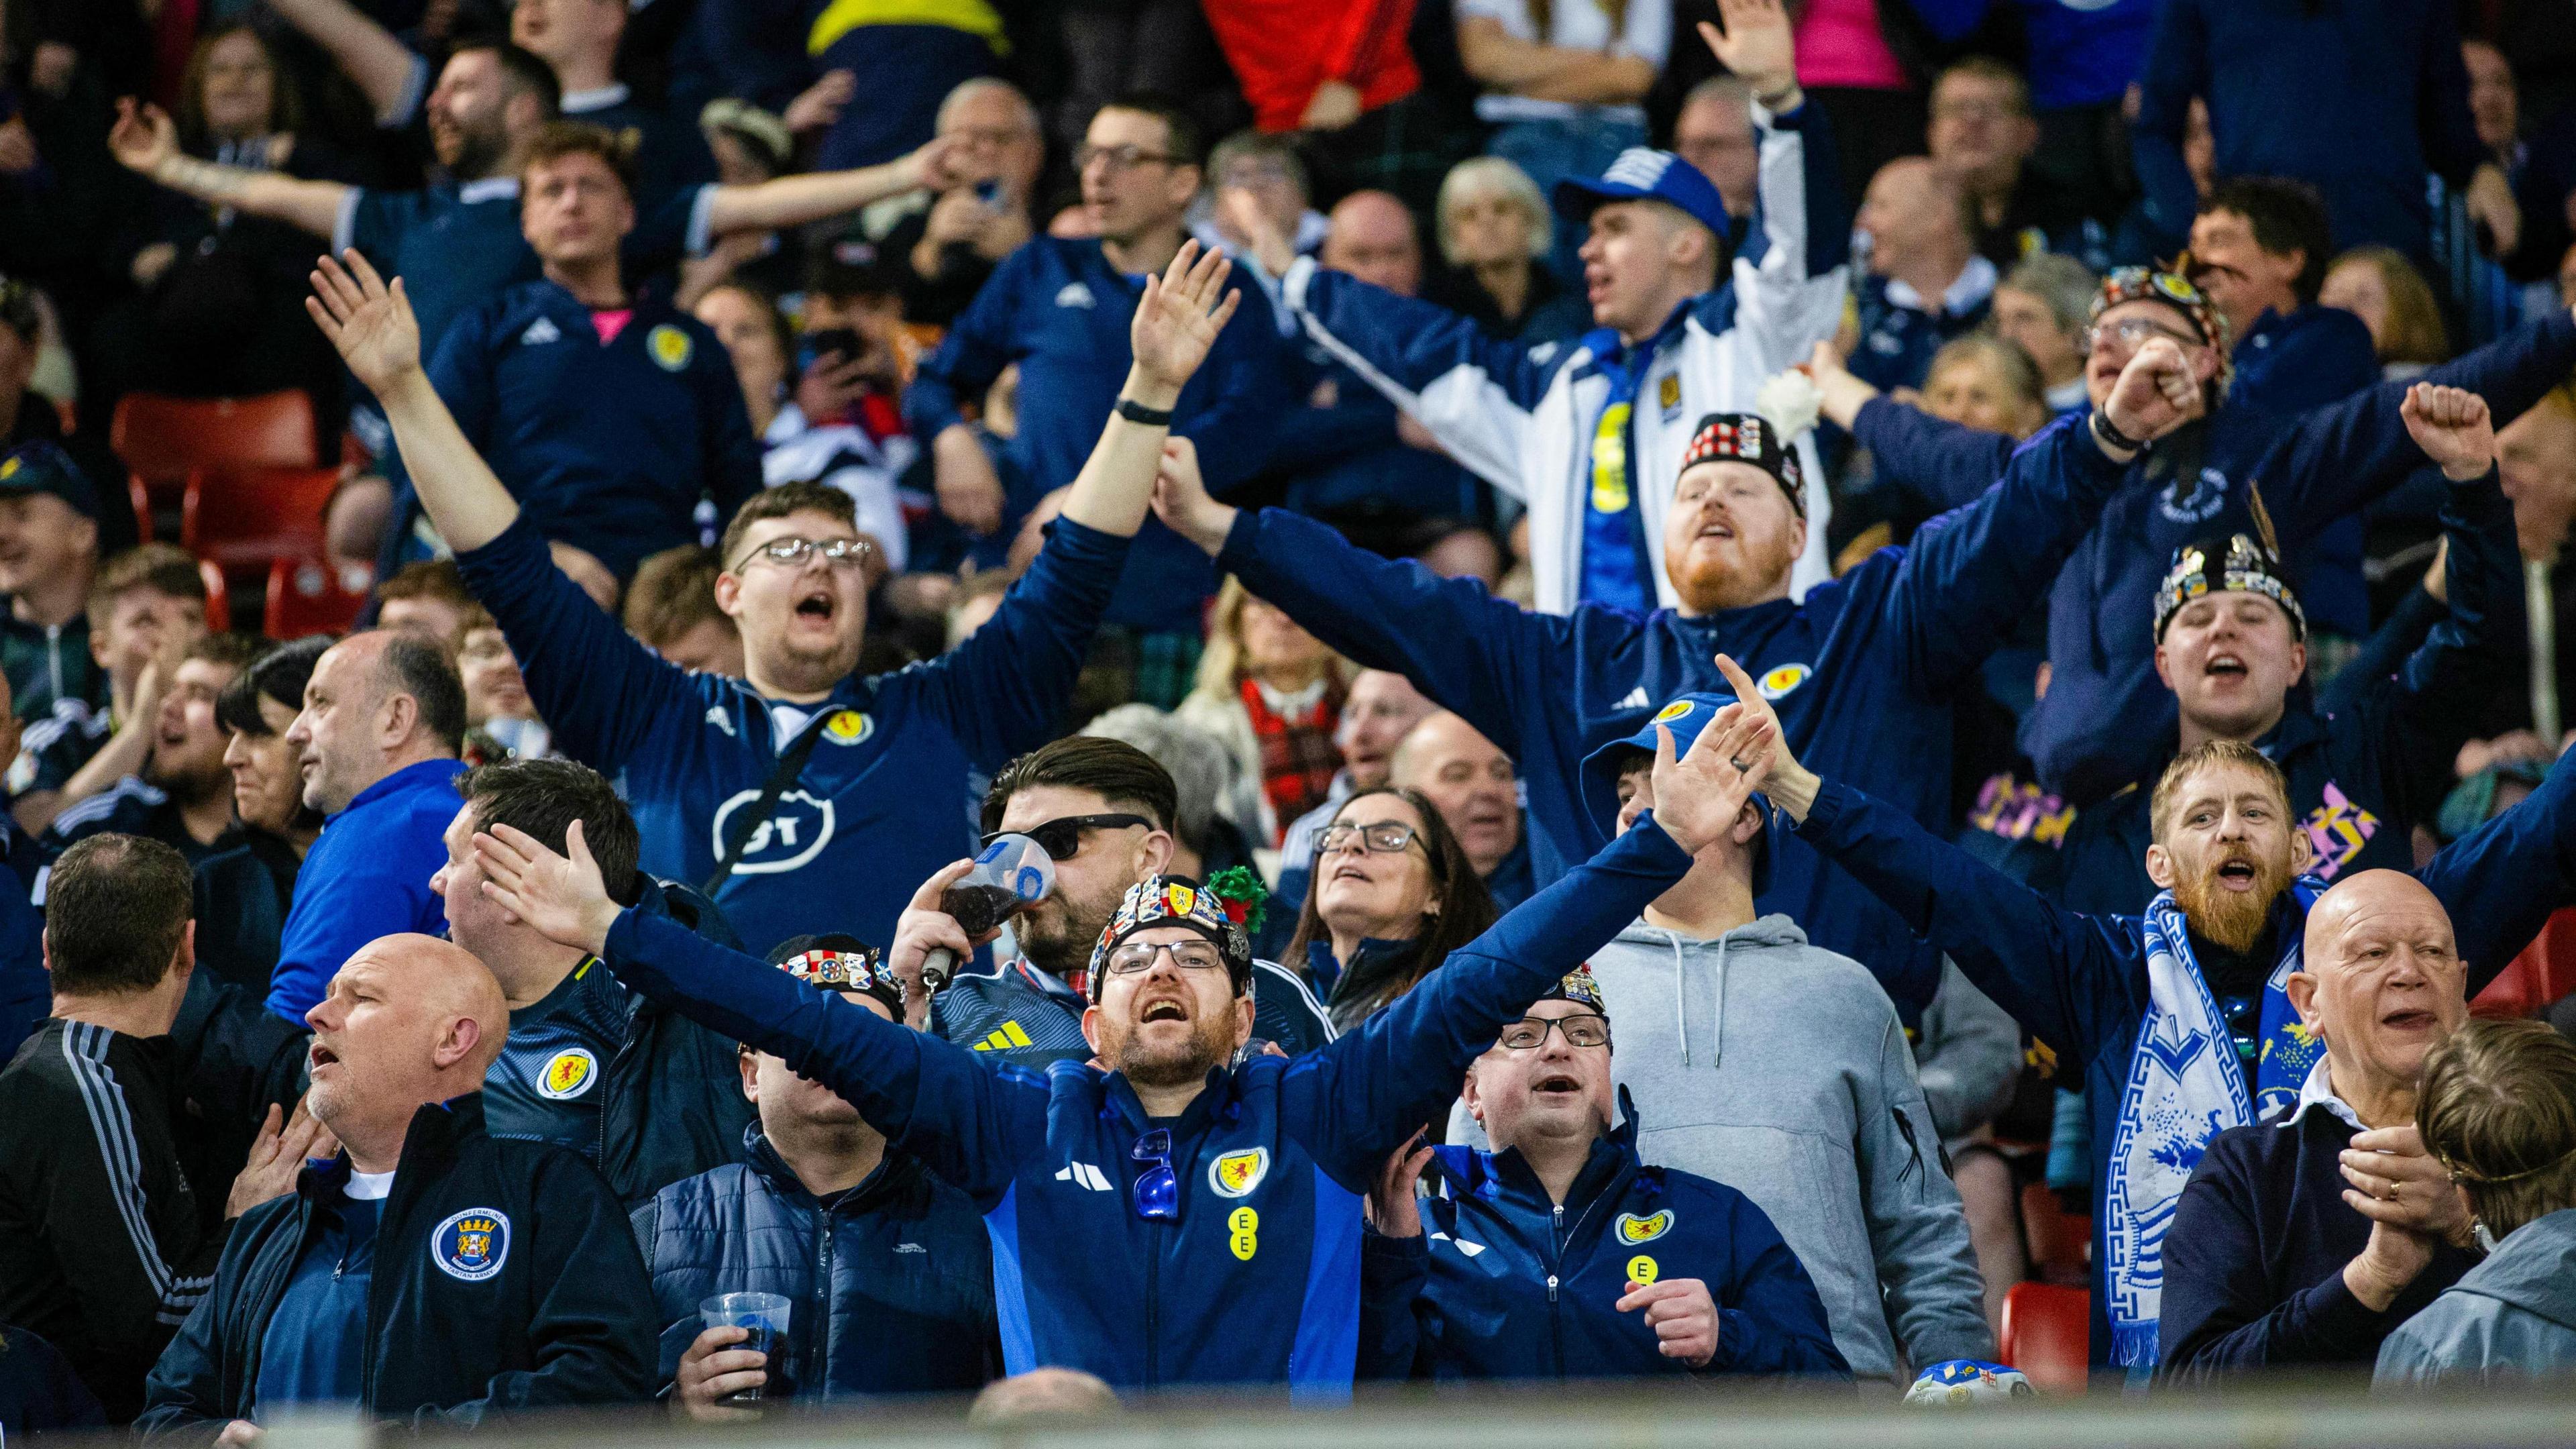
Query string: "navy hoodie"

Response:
xmin=1851 ymin=305 xmax=2576 ymax=806
xmin=596 ymin=818 xmax=1695 ymax=1393
xmin=1217 ymin=412 xmax=2133 ymax=1021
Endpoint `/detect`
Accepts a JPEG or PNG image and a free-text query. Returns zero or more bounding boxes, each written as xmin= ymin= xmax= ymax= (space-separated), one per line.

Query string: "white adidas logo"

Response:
xmin=1055 ymin=1162 xmax=1113 ymax=1191
xmin=1615 ymin=686 xmax=1650 ymax=710
xmin=1055 ymin=282 xmax=1096 ymax=310
xmin=1430 ymin=1230 xmax=1487 ymax=1258
xmin=521 ymin=317 xmax=561 ymax=345
xmin=1600 ymin=149 xmax=1674 ymax=190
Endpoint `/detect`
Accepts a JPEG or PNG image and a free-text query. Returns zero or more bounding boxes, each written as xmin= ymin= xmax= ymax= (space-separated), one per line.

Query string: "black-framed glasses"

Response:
xmin=988 ymin=812 xmax=1152 ymax=860
xmin=1495 ymin=1014 xmax=1611 ymax=1051
xmin=1130 ymin=1128 xmax=1179 ymax=1220
xmin=1075 ymin=143 xmax=1180 ymax=174
xmin=730 ymin=535 xmax=873 ymax=574
xmin=1316 ymin=820 xmax=1421 ymax=856
xmin=1107 ymin=940 xmax=1225 ymax=975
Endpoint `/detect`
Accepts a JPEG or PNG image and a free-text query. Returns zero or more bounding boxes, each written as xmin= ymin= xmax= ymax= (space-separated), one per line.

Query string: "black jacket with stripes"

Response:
xmin=0 ymin=1018 xmax=226 ymax=1422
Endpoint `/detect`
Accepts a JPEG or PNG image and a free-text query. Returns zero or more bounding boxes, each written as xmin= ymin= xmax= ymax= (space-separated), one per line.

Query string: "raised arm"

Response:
xmin=700 ymin=135 xmax=958 ymax=236
xmin=111 ymin=100 xmax=350 ymax=239
xmin=2420 ymin=745 xmax=2576 ymax=993
xmin=309 ymin=250 xmax=702 ymax=771
xmin=1724 ymin=655 xmax=2143 ymax=1068
xmin=1290 ymin=710 xmax=1758 ymax=1180
xmin=2127 ymin=0 xmax=2208 ymax=255
xmin=264 ymin=0 xmax=424 ymax=125
xmin=1701 ymin=0 xmax=1850 ymax=374
xmin=1886 ymin=337 xmax=2203 ymax=693
xmin=1155 ymin=448 xmax=1564 ymax=760
xmin=479 ymin=823 xmax=1050 ymax=1203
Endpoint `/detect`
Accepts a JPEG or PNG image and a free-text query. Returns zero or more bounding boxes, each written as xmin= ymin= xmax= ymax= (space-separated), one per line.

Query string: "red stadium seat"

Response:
xmin=2469 ymin=906 xmax=2576 ymax=1019
xmin=264 ymin=555 xmax=367 ymax=639
xmin=111 ymin=391 xmax=317 ymax=539
xmin=2021 ymin=1182 xmax=2091 ymax=1285
xmin=199 ymin=559 xmax=230 ymax=634
xmin=182 ymin=466 xmax=339 ymax=575
xmin=1998 ymin=1282 xmax=2090 ymax=1395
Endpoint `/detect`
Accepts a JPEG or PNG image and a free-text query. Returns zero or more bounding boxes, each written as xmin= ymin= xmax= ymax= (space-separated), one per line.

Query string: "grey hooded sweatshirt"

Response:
xmin=1587 ymin=914 xmax=1994 ymax=1381
xmin=2375 ymin=1207 xmax=2576 ymax=1387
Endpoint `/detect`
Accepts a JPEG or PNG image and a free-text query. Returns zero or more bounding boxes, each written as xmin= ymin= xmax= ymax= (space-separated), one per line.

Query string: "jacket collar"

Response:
xmin=1102 ymin=1062 xmax=1240 ymax=1140
xmin=1432 ymin=1091 xmax=1645 ymax=1214
xmin=743 ymin=1122 xmax=918 ymax=1212
xmin=341 ymin=757 xmax=462 ymax=816
xmin=296 ymin=1091 xmax=486 ymax=1201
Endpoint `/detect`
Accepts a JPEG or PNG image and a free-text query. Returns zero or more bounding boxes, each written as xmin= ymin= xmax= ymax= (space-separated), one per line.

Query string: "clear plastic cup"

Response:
xmin=698 ymin=1291 xmax=791 ymax=1403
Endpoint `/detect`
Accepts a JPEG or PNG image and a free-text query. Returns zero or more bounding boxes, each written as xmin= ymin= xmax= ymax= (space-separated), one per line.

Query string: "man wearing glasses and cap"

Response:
xmin=1809 ymin=262 xmax=2576 ymax=807
xmin=635 ymin=934 xmax=997 ymax=1416
xmin=309 ymin=230 xmax=1243 ymax=959
xmin=1360 ymin=960 xmax=1849 ymax=1381
xmin=464 ymin=688 xmax=1760 ymax=1391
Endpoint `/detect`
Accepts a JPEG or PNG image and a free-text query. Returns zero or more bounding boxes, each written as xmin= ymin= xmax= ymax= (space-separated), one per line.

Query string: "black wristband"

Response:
xmin=1115 ymin=397 xmax=1175 ymax=427
xmin=2091 ymin=408 xmax=2147 ymax=454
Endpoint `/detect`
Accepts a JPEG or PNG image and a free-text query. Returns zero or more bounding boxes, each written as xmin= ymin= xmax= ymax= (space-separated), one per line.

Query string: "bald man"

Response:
xmin=1851 ymin=157 xmax=1995 ymax=397
xmin=266 ymin=633 xmax=470 ymax=1023
xmin=140 ymin=934 xmax=657 ymax=1438
xmin=1390 ymin=711 xmax=1528 ymax=907
xmin=2157 ymin=871 xmax=2483 ymax=1382
xmin=1321 ymin=191 xmax=1423 ymax=299
xmin=967 ymin=1366 xmax=1120 ymax=1426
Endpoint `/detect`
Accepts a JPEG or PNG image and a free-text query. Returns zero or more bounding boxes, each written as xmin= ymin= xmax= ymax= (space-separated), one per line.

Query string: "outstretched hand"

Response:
xmin=1128 ymin=240 xmax=1240 ymax=400
xmin=1644 ymin=690 xmax=1774 ymax=856
xmin=306 ymin=250 xmax=423 ymax=394
xmin=2399 ymin=382 xmax=2496 ymax=482
xmin=473 ymin=820 xmax=622 ymax=957
xmin=107 ymin=97 xmax=177 ymax=175
xmin=1712 ymin=653 xmax=1821 ymax=820
xmin=1366 ymin=1131 xmax=1432 ymax=1238
xmin=1150 ymin=435 xmax=1240 ymax=557
xmin=1699 ymin=0 xmax=1798 ymax=105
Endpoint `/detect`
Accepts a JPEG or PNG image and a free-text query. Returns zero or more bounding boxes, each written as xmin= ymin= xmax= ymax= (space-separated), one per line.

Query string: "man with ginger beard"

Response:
xmin=1149 ymin=332 xmax=2205 ymax=1020
xmin=1735 ymin=670 xmax=2576 ymax=1374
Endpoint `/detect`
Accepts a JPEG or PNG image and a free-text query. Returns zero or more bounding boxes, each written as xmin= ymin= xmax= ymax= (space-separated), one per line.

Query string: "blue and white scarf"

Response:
xmin=2104 ymin=878 xmax=2328 ymax=1373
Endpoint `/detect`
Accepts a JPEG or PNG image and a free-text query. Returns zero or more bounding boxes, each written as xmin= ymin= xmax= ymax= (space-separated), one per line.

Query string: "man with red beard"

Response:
xmin=1152 ymin=335 xmax=2204 ymax=1021
xmin=1731 ymin=667 xmax=2576 ymax=1378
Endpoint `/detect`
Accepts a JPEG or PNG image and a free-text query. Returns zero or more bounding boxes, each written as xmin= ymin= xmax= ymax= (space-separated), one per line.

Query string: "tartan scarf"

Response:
xmin=1240 ymin=676 xmax=1342 ymax=843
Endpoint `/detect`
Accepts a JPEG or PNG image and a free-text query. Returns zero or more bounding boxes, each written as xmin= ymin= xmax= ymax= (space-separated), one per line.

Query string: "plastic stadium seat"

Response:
xmin=264 ymin=555 xmax=366 ymax=640
xmin=182 ymin=466 xmax=338 ymax=574
xmin=2021 ymin=1181 xmax=2091 ymax=1285
xmin=2469 ymin=906 xmax=2576 ymax=1019
xmin=1998 ymin=1282 xmax=2090 ymax=1395
xmin=199 ymin=559 xmax=230 ymax=634
xmin=111 ymin=391 xmax=317 ymax=539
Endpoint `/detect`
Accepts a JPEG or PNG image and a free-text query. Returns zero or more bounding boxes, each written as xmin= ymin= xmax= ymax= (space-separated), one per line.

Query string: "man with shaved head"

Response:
xmin=138 ymin=933 xmax=657 ymax=1436
xmin=264 ymin=631 xmax=468 ymax=1023
xmin=2156 ymin=870 xmax=2483 ymax=1381
xmin=1389 ymin=710 xmax=1529 ymax=908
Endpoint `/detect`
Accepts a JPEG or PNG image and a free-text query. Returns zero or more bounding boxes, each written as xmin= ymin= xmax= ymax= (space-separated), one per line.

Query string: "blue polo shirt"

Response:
xmin=266 ymin=759 xmax=464 ymax=1023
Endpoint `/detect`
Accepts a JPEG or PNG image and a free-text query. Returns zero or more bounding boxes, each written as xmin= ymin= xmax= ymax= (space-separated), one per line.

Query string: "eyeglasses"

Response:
xmin=730 ymin=535 xmax=873 ymax=574
xmin=2081 ymin=317 xmax=2201 ymax=355
xmin=1316 ymin=820 xmax=1420 ymax=856
xmin=988 ymin=812 xmax=1153 ymax=860
xmin=1106 ymin=940 xmax=1225 ymax=975
xmin=1075 ymin=143 xmax=1180 ymax=174
xmin=1495 ymin=1014 xmax=1611 ymax=1051
xmin=1130 ymin=1128 xmax=1179 ymax=1220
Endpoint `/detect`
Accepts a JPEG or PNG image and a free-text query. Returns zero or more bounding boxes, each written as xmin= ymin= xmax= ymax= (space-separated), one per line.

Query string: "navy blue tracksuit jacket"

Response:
xmin=427 ymin=280 xmax=763 ymax=581
xmin=1852 ymin=305 xmax=2576 ymax=805
xmin=597 ymin=820 xmax=1697 ymax=1392
xmin=2037 ymin=469 xmax=2524 ymax=916
xmin=1361 ymin=1121 xmax=1848 ymax=1380
xmin=1790 ymin=757 xmax=2576 ymax=1365
xmin=904 ymin=236 xmax=1287 ymax=633
xmin=1218 ymin=413 xmax=2133 ymax=1021
xmin=453 ymin=512 xmax=1129 ymax=957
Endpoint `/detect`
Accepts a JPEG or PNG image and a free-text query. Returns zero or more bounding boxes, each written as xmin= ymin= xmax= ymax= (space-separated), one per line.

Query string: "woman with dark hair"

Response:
xmin=1285 ymin=786 xmax=1499 ymax=1032
xmin=193 ymin=635 xmax=332 ymax=995
xmin=93 ymin=23 xmax=366 ymax=430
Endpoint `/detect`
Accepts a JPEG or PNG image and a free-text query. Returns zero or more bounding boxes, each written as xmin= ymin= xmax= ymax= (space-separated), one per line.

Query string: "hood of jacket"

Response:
xmin=2453 ymin=1207 xmax=2576 ymax=1330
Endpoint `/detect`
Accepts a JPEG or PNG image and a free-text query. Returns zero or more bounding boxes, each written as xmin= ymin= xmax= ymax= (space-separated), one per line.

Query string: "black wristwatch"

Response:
xmin=1115 ymin=397 xmax=1175 ymax=426
xmin=2092 ymin=408 xmax=2147 ymax=454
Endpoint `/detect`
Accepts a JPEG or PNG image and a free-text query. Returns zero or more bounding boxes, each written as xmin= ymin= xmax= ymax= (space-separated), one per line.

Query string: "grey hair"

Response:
xmin=936 ymin=76 xmax=1038 ymax=138
xmin=1079 ymin=704 xmax=1233 ymax=850
xmin=1436 ymin=155 xmax=1551 ymax=266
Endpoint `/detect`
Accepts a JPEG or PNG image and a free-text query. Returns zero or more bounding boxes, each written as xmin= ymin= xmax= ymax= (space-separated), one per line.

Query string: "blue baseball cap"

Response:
xmin=0 ymin=441 xmax=98 ymax=520
xmin=1552 ymin=148 xmax=1733 ymax=243
xmin=1579 ymin=692 xmax=1772 ymax=894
